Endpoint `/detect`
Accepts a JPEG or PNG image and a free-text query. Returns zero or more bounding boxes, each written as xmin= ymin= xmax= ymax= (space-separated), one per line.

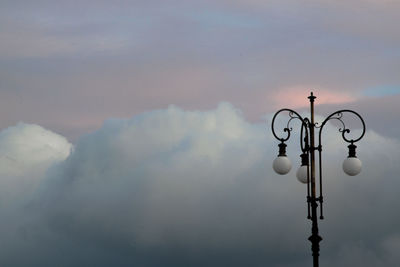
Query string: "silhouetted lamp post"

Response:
xmin=271 ymin=92 xmax=366 ymax=267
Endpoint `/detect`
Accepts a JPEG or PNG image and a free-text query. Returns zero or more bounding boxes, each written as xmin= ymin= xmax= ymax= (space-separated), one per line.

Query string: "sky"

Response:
xmin=0 ymin=0 xmax=400 ymax=266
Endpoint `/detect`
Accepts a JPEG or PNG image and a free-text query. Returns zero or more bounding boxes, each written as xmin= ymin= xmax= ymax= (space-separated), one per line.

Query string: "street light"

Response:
xmin=271 ymin=92 xmax=366 ymax=267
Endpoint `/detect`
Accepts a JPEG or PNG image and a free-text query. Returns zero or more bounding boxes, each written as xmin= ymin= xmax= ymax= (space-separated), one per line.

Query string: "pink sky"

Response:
xmin=271 ymin=87 xmax=356 ymax=109
xmin=0 ymin=0 xmax=399 ymax=141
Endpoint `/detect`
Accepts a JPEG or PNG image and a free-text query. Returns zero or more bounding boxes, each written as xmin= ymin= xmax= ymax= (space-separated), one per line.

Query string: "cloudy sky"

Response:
xmin=1 ymin=0 xmax=400 ymax=266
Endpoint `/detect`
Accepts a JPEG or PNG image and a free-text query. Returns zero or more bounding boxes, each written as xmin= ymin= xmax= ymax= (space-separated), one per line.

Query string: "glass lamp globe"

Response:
xmin=296 ymin=165 xmax=308 ymax=184
xmin=343 ymin=157 xmax=362 ymax=176
xmin=273 ymin=156 xmax=292 ymax=175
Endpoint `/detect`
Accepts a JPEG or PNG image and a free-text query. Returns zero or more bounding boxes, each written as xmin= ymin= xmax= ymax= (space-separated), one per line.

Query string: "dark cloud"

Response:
xmin=0 ymin=104 xmax=398 ymax=266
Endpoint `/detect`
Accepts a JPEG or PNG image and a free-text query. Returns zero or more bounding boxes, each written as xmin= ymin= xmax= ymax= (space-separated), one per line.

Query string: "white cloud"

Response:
xmin=0 ymin=123 xmax=71 ymax=201
xmin=0 ymin=123 xmax=71 ymax=175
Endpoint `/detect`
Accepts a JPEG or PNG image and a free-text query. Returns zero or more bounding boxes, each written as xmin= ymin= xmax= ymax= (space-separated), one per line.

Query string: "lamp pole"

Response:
xmin=271 ymin=92 xmax=365 ymax=267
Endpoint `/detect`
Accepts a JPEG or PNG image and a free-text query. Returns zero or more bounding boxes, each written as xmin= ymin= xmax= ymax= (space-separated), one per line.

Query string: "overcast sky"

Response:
xmin=1 ymin=0 xmax=400 ymax=266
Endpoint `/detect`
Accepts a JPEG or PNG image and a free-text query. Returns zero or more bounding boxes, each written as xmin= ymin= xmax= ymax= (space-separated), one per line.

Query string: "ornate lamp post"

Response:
xmin=271 ymin=92 xmax=365 ymax=267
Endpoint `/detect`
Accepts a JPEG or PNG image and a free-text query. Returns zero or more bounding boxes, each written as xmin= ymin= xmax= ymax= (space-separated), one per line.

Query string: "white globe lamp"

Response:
xmin=273 ymin=142 xmax=291 ymax=175
xmin=296 ymin=153 xmax=309 ymax=183
xmin=342 ymin=144 xmax=362 ymax=176
xmin=273 ymin=156 xmax=292 ymax=175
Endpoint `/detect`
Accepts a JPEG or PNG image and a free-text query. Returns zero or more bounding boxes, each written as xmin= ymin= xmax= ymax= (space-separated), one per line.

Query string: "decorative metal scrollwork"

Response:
xmin=319 ymin=109 xmax=366 ymax=144
xmin=271 ymin=108 xmax=306 ymax=143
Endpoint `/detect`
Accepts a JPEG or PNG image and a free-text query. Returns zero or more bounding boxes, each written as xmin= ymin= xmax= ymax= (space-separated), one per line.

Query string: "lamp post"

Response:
xmin=271 ymin=92 xmax=365 ymax=267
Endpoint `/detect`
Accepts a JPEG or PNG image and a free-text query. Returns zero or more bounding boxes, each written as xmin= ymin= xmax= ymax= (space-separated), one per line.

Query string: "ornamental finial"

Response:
xmin=308 ymin=92 xmax=316 ymax=102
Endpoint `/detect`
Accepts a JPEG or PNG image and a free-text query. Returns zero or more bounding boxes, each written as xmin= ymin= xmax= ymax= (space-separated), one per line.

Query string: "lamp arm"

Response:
xmin=315 ymin=109 xmax=366 ymax=219
xmin=317 ymin=109 xmax=366 ymax=145
xmin=271 ymin=108 xmax=309 ymax=151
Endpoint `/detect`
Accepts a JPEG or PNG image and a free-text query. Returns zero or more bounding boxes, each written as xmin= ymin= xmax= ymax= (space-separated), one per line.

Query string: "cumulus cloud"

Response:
xmin=0 ymin=104 xmax=399 ymax=266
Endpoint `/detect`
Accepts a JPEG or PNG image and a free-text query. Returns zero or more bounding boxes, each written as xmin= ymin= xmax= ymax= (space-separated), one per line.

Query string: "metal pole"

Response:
xmin=270 ymin=92 xmax=365 ymax=266
xmin=308 ymin=92 xmax=322 ymax=267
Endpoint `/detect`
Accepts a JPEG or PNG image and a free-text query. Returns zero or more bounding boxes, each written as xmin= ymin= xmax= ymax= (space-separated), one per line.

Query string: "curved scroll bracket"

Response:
xmin=318 ymin=109 xmax=366 ymax=144
xmin=271 ymin=108 xmax=308 ymax=145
